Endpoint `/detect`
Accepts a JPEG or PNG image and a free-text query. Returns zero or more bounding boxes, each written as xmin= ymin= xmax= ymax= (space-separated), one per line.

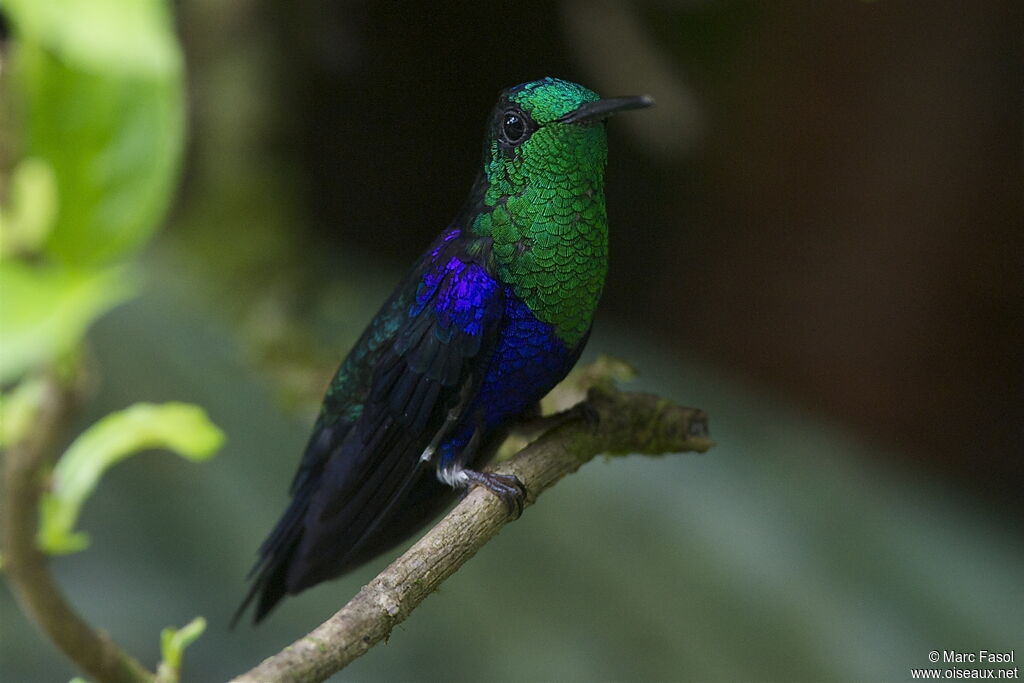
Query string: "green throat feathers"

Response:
xmin=468 ymin=78 xmax=611 ymax=347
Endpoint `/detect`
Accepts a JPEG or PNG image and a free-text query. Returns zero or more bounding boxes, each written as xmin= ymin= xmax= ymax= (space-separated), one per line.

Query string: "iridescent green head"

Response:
xmin=467 ymin=77 xmax=653 ymax=345
xmin=507 ymin=77 xmax=601 ymax=125
xmin=475 ymin=77 xmax=653 ymax=195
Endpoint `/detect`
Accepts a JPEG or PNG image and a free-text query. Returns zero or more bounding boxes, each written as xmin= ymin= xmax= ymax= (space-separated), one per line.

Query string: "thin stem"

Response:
xmin=2 ymin=376 xmax=155 ymax=683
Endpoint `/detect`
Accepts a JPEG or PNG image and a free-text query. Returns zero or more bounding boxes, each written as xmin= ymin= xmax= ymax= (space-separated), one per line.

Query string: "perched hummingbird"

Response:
xmin=236 ymin=77 xmax=653 ymax=624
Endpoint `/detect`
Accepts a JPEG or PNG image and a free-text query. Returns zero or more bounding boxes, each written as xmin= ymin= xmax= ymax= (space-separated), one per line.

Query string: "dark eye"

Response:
xmin=501 ymin=111 xmax=529 ymax=144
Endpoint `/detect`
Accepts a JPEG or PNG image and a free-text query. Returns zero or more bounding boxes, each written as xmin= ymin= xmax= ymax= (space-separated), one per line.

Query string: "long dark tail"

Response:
xmin=232 ymin=421 xmax=489 ymax=625
xmin=233 ymin=417 xmax=346 ymax=627
xmin=231 ymin=484 xmax=311 ymax=627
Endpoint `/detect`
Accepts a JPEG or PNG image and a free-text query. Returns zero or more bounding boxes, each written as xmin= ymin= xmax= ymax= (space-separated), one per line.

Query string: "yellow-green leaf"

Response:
xmin=158 ymin=616 xmax=206 ymax=680
xmin=0 ymin=376 xmax=49 ymax=448
xmin=0 ymin=157 xmax=59 ymax=257
xmin=0 ymin=263 xmax=136 ymax=384
xmin=4 ymin=0 xmax=182 ymax=76
xmin=37 ymin=403 xmax=226 ymax=555
xmin=4 ymin=0 xmax=186 ymax=265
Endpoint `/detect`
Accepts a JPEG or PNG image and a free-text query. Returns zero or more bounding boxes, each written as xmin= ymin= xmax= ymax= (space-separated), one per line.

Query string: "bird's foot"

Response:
xmin=463 ymin=469 xmax=527 ymax=519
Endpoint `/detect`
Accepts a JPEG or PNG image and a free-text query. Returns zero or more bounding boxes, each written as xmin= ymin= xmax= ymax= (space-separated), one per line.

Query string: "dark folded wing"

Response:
xmin=237 ymin=232 xmax=503 ymax=623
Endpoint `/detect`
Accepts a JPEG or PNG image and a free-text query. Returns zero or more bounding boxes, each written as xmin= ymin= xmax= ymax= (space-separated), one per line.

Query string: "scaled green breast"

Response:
xmin=474 ymin=123 xmax=609 ymax=347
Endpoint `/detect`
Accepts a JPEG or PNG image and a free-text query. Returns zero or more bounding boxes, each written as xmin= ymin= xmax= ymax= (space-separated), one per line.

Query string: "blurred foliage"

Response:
xmin=38 ymin=402 xmax=224 ymax=555
xmin=1 ymin=0 xmax=217 ymax=678
xmin=3 ymin=0 xmax=184 ymax=265
xmin=0 ymin=374 xmax=47 ymax=447
xmin=158 ymin=616 xmax=207 ymax=682
xmin=0 ymin=262 xmax=135 ymax=383
xmin=0 ymin=0 xmax=184 ymax=378
xmin=0 ymin=156 xmax=57 ymax=255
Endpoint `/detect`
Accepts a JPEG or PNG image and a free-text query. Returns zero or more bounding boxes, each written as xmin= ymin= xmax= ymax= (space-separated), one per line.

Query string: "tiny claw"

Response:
xmin=464 ymin=470 xmax=527 ymax=518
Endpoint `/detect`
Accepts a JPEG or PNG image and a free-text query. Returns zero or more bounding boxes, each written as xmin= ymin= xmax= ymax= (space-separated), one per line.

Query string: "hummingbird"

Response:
xmin=236 ymin=77 xmax=653 ymax=624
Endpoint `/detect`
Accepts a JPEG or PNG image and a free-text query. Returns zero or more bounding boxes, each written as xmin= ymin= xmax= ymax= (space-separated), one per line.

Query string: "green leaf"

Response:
xmin=158 ymin=616 xmax=206 ymax=680
xmin=37 ymin=403 xmax=226 ymax=555
xmin=4 ymin=0 xmax=182 ymax=76
xmin=4 ymin=0 xmax=186 ymax=265
xmin=0 ymin=157 xmax=59 ymax=257
xmin=0 ymin=376 xmax=49 ymax=448
xmin=0 ymin=263 xmax=136 ymax=384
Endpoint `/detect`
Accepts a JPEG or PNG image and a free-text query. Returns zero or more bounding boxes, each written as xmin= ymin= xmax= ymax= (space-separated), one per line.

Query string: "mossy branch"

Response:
xmin=232 ymin=358 xmax=713 ymax=683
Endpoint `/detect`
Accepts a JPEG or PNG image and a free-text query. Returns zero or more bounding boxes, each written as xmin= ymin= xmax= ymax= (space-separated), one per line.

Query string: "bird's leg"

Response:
xmin=440 ymin=419 xmax=527 ymax=518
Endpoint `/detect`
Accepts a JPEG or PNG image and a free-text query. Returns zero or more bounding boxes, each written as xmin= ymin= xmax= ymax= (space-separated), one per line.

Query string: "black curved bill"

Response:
xmin=556 ymin=95 xmax=655 ymax=124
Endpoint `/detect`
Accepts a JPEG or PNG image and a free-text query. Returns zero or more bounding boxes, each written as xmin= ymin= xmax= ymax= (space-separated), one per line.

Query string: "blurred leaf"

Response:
xmin=158 ymin=616 xmax=206 ymax=681
xmin=0 ymin=157 xmax=58 ymax=257
xmin=4 ymin=0 xmax=181 ymax=75
xmin=4 ymin=0 xmax=186 ymax=265
xmin=0 ymin=376 xmax=49 ymax=448
xmin=0 ymin=263 xmax=136 ymax=384
xmin=37 ymin=403 xmax=226 ymax=555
